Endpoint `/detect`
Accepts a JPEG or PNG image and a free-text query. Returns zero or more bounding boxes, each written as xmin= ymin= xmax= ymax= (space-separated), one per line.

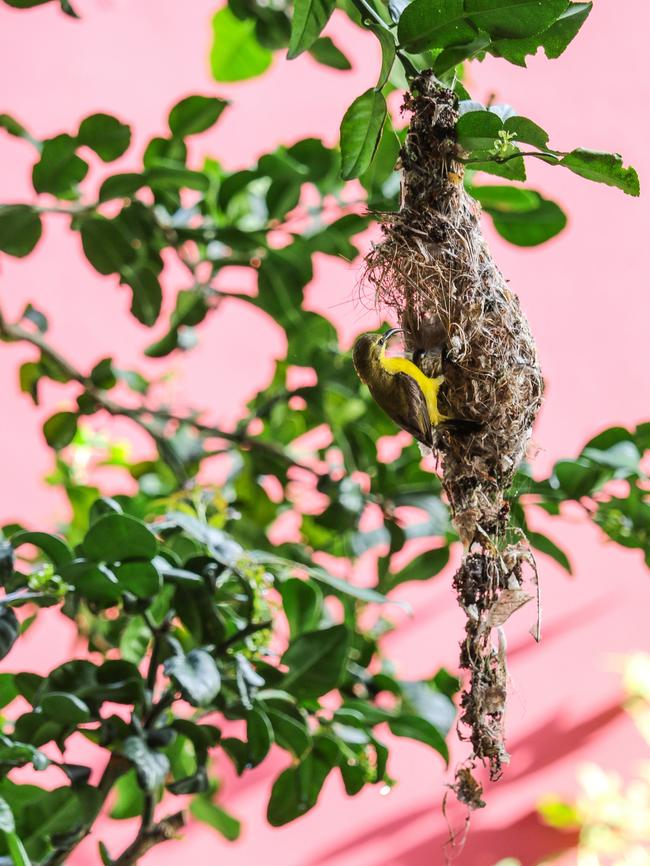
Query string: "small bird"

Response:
xmin=353 ymin=328 xmax=478 ymax=449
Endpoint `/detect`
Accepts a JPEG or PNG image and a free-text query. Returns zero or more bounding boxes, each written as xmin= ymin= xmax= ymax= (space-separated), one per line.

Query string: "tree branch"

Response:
xmin=0 ymin=308 xmax=317 ymax=478
xmin=112 ymin=811 xmax=185 ymax=866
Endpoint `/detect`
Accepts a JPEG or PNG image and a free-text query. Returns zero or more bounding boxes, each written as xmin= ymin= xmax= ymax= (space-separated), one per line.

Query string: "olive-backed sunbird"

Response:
xmin=352 ymin=328 xmax=475 ymax=448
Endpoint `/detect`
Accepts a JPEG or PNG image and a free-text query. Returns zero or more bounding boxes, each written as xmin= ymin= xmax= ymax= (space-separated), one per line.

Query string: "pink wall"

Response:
xmin=1 ymin=1 xmax=649 ymax=864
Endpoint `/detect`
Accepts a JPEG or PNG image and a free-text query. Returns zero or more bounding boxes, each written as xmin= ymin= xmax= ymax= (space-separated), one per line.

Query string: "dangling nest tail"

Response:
xmin=364 ymin=72 xmax=544 ymax=807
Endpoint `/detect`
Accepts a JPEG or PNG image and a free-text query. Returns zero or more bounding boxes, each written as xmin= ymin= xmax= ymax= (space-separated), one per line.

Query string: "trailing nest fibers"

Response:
xmin=363 ymin=72 xmax=544 ymax=807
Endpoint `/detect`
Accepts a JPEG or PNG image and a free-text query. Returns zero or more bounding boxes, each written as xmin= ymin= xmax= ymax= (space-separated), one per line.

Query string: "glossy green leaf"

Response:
xmin=98 ymin=173 xmax=144 ymax=202
xmin=0 ymin=608 xmax=18 ymax=661
xmin=123 ymin=736 xmax=170 ymax=791
xmin=77 ymin=113 xmax=131 ymax=162
xmin=388 ymin=714 xmax=449 ymax=762
xmin=490 ymin=2 xmax=592 ymax=65
xmin=267 ymin=750 xmax=332 ymax=826
xmin=281 ymin=624 xmax=350 ymax=698
xmin=246 ymin=708 xmax=274 ymax=766
xmin=307 ymin=36 xmax=352 ymax=70
xmin=32 ymin=134 xmax=87 ymax=197
xmin=123 ymin=267 xmax=162 ymax=327
xmin=113 ymin=561 xmax=161 ymax=597
xmin=168 ymin=95 xmax=229 ymax=138
xmin=43 ymin=412 xmax=77 ymax=449
xmin=40 ymin=692 xmax=90 ymax=724
xmin=288 ymin=0 xmax=335 ymax=58
xmin=0 ymin=205 xmax=42 ymax=257
xmin=210 ymin=7 xmax=273 ymax=82
xmin=398 ymin=0 xmax=476 ymax=53
xmin=190 ymin=797 xmax=241 ymax=840
xmin=280 ymin=578 xmax=323 ymax=638
xmin=371 ymin=24 xmax=396 ymax=88
xmin=164 ymin=649 xmax=221 ymax=706
xmin=471 ymin=185 xmax=567 ymax=246
xmin=382 ymin=546 xmax=449 ymax=591
xmin=110 ymin=769 xmax=144 ymax=820
xmin=465 ymin=0 xmax=568 ymax=39
xmin=80 ymin=216 xmax=136 ymax=276
xmin=10 ymin=530 xmax=73 ymax=568
xmin=83 ymin=513 xmax=157 ymax=562
xmin=560 ymin=149 xmax=640 ymax=196
xmin=527 ymin=530 xmax=572 ymax=573
xmin=340 ymin=89 xmax=386 ymax=180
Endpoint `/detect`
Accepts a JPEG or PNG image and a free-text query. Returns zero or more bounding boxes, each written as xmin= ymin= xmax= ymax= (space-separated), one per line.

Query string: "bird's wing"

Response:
xmin=393 ymin=372 xmax=434 ymax=447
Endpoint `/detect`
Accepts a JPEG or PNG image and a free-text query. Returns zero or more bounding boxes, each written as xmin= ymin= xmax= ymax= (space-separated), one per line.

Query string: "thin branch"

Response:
xmin=112 ymin=811 xmax=185 ymax=866
xmin=0 ymin=309 xmax=318 ymax=479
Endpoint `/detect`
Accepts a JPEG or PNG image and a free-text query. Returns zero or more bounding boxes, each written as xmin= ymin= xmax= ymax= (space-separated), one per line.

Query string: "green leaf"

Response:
xmin=168 ymin=95 xmax=229 ymax=138
xmin=123 ymin=267 xmax=162 ymax=327
xmin=382 ymin=546 xmax=449 ymax=591
xmin=554 ymin=459 xmax=602 ymax=499
xmin=10 ymin=530 xmax=73 ymax=568
xmin=246 ymin=708 xmax=274 ymax=767
xmin=560 ymin=149 xmax=640 ymax=196
xmin=6 ymin=831 xmax=30 ymax=866
xmin=0 ymin=112 xmax=35 ymax=144
xmin=0 ymin=796 xmax=14 ymax=833
xmin=190 ymin=797 xmax=241 ymax=841
xmin=122 ymin=736 xmax=170 ymax=791
xmin=307 ymin=36 xmax=352 ymax=70
xmin=0 ymin=607 xmax=19 ymax=661
xmin=397 ymin=0 xmax=477 ymax=54
xmin=371 ymin=25 xmax=396 ymax=89
xmin=456 ymin=109 xmax=504 ymax=152
xmin=263 ymin=700 xmax=311 ymax=758
xmin=83 ymin=513 xmax=157 ymax=562
xmin=40 ymin=692 xmax=90 ymax=724
xmin=470 ymin=185 xmax=567 ymax=246
xmin=32 ymin=134 xmax=88 ymax=197
xmin=465 ymin=0 xmax=568 ymax=39
xmin=164 ymin=649 xmax=221 ymax=706
xmin=113 ymin=561 xmax=161 ymax=598
xmin=388 ymin=714 xmax=449 ymax=762
xmin=0 ymin=674 xmax=18 ymax=709
xmin=79 ymin=216 xmax=136 ymax=276
xmin=267 ymin=751 xmax=332 ymax=826
xmin=281 ymin=624 xmax=350 ymax=698
xmin=43 ymin=412 xmax=77 ymax=449
xmin=77 ymin=114 xmax=131 ymax=162
xmin=340 ymin=89 xmax=387 ymax=180
xmin=98 ymin=173 xmax=144 ymax=202
xmin=504 ymin=115 xmax=549 ymax=149
xmin=119 ymin=615 xmax=150 ymax=664
xmin=490 ymin=2 xmax=592 ymax=65
xmin=288 ymin=0 xmax=335 ymax=58
xmin=210 ymin=7 xmax=273 ymax=82
xmin=527 ymin=530 xmax=572 ymax=573
xmin=433 ymin=34 xmax=491 ymax=75
xmin=0 ymin=205 xmax=42 ymax=257
xmin=280 ymin=578 xmax=322 ymax=638
xmin=110 ymin=769 xmax=144 ymax=820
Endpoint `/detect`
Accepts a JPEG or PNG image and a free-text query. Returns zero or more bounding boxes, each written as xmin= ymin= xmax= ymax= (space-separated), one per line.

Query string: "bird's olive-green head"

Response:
xmin=352 ymin=329 xmax=402 ymax=383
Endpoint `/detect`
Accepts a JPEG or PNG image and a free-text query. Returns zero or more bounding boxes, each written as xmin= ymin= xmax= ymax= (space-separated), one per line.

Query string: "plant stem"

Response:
xmin=112 ymin=811 xmax=185 ymax=866
xmin=0 ymin=308 xmax=316 ymax=480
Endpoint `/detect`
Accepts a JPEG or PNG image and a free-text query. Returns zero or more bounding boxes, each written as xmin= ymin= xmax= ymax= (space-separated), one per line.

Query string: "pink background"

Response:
xmin=1 ymin=1 xmax=649 ymax=864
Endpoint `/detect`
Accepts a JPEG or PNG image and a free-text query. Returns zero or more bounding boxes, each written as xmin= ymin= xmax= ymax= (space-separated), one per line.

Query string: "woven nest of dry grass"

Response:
xmin=363 ymin=72 xmax=544 ymax=808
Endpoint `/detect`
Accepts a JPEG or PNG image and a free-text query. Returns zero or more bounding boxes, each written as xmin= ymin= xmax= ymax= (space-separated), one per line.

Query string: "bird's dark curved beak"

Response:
xmin=380 ymin=327 xmax=403 ymax=346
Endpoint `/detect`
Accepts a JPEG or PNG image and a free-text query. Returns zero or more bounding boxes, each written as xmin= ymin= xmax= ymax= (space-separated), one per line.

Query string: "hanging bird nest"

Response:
xmin=363 ymin=72 xmax=544 ymax=807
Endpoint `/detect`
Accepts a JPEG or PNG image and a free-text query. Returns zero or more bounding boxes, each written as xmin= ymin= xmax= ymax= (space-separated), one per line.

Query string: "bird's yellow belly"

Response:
xmin=380 ymin=355 xmax=446 ymax=424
